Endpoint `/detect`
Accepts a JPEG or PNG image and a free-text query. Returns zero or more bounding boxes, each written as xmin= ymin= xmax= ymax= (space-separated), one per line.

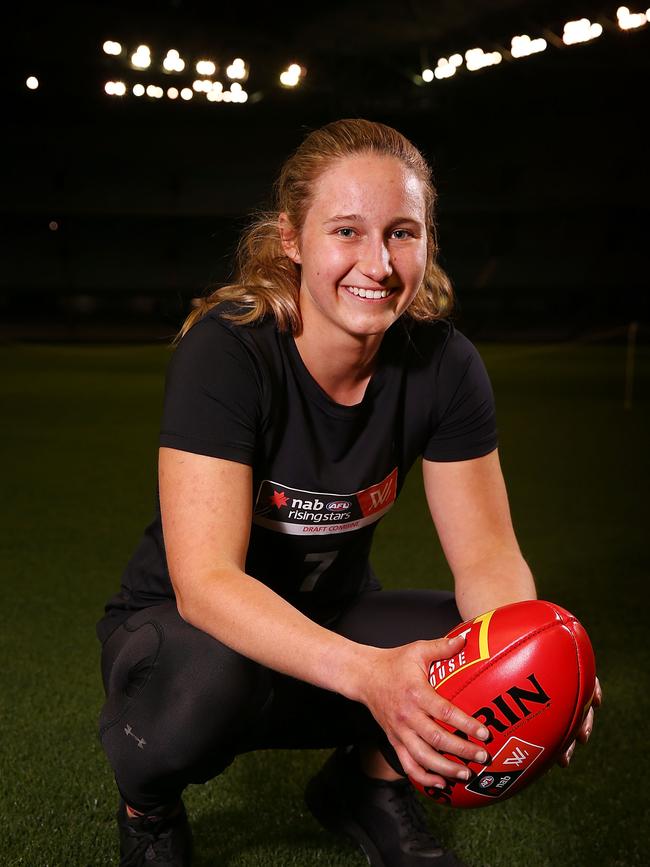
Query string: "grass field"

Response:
xmin=1 ymin=338 xmax=648 ymax=866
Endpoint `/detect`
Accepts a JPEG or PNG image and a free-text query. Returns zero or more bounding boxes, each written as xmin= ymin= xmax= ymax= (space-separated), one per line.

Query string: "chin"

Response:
xmin=342 ymin=314 xmax=397 ymax=339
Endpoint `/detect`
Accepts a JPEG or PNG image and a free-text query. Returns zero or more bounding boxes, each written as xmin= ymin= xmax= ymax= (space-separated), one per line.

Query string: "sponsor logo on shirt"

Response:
xmin=252 ymin=468 xmax=398 ymax=535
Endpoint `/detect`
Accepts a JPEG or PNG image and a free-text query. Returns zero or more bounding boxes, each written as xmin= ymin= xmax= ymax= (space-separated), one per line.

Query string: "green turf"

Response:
xmin=0 ymin=339 xmax=647 ymax=866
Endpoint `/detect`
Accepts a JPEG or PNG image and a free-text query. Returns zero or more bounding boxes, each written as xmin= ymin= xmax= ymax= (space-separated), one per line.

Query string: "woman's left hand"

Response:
xmin=557 ymin=676 xmax=602 ymax=767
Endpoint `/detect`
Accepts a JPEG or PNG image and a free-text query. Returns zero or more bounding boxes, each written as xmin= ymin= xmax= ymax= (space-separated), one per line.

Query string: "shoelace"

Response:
xmin=121 ymin=815 xmax=176 ymax=866
xmin=387 ymin=783 xmax=441 ymax=846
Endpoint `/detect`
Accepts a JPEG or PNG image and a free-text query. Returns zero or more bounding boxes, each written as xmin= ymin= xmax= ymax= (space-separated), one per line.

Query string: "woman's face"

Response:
xmin=282 ymin=153 xmax=428 ymax=343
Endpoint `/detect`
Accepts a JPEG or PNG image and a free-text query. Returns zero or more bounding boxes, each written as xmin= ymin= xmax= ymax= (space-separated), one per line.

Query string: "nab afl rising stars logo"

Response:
xmin=252 ymin=468 xmax=398 ymax=536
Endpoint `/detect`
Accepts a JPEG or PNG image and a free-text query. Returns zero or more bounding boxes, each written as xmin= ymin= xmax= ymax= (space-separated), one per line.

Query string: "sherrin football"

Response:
xmin=411 ymin=600 xmax=596 ymax=808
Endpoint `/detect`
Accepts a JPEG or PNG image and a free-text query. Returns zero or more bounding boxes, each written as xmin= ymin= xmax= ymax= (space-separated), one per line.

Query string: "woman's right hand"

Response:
xmin=358 ymin=634 xmax=491 ymax=789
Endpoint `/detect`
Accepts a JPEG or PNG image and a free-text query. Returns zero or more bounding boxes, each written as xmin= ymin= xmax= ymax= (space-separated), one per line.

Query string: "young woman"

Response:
xmin=97 ymin=119 xmax=600 ymax=867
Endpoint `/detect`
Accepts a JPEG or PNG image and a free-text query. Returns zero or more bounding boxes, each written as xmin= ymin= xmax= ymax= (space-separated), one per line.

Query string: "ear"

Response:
xmin=278 ymin=212 xmax=301 ymax=264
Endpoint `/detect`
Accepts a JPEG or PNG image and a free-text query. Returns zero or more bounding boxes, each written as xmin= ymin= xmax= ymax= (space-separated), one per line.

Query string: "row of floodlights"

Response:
xmin=24 ymin=9 xmax=649 ymax=96
xmin=103 ymin=41 xmax=305 ymax=88
xmin=104 ymin=41 xmax=249 ymax=80
xmin=102 ymin=39 xmax=248 ymax=81
xmin=104 ymin=80 xmax=248 ymax=102
xmin=420 ymin=11 xmax=649 ymax=81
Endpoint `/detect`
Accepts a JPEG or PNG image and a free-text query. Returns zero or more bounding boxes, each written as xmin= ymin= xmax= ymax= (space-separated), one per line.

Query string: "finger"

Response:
xmin=593 ymin=676 xmax=603 ymax=707
xmin=426 ymin=692 xmax=491 ymax=743
xmin=400 ymin=729 xmax=475 ymax=784
xmin=428 ymin=634 xmax=467 ymax=660
xmin=557 ymin=740 xmax=576 ymax=768
xmin=417 ymin=714 xmax=489 ymax=766
xmin=395 ymin=742 xmax=448 ymax=790
xmin=576 ymin=706 xmax=594 ymax=744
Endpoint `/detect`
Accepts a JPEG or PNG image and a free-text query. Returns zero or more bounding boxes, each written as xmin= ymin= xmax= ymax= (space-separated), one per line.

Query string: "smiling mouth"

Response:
xmin=341 ymin=285 xmax=395 ymax=300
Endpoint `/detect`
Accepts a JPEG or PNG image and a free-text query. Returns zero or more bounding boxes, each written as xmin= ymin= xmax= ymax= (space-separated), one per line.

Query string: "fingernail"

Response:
xmin=584 ymin=728 xmax=592 ymax=738
xmin=434 ymin=782 xmax=445 ymax=789
xmin=477 ymin=726 xmax=489 ymax=740
xmin=458 ymin=768 xmax=471 ymax=780
xmin=475 ymin=750 xmax=488 ymax=764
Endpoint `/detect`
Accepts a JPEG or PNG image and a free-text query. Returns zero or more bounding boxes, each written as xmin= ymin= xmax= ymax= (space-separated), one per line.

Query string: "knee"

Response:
xmin=100 ymin=616 xmax=273 ymax=772
xmin=149 ymin=643 xmax=272 ymax=775
xmin=177 ymin=641 xmax=272 ymax=726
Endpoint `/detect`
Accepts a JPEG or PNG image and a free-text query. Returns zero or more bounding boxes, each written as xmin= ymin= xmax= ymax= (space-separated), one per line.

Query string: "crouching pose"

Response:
xmin=97 ymin=118 xmax=600 ymax=866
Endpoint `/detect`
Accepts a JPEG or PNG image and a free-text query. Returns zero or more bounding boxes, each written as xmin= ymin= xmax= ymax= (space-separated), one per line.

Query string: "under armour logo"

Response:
xmin=124 ymin=723 xmax=146 ymax=749
xmin=503 ymin=746 xmax=529 ymax=767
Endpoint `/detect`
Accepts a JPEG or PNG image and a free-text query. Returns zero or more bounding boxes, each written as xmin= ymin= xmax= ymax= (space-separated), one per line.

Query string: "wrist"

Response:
xmin=326 ymin=637 xmax=381 ymax=704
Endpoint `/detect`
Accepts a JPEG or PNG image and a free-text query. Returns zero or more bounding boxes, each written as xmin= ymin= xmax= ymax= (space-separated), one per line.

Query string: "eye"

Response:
xmin=391 ymin=229 xmax=413 ymax=240
xmin=335 ymin=227 xmax=356 ymax=238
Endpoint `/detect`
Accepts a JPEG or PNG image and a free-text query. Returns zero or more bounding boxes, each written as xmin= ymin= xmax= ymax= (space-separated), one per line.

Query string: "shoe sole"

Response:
xmin=304 ymin=776 xmax=387 ymax=867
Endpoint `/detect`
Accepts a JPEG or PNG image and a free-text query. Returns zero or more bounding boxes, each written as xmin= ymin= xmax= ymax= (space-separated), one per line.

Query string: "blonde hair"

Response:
xmin=174 ymin=118 xmax=454 ymax=343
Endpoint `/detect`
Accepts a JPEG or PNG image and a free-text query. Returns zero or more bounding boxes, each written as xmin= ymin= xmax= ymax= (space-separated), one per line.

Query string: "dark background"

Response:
xmin=3 ymin=0 xmax=648 ymax=340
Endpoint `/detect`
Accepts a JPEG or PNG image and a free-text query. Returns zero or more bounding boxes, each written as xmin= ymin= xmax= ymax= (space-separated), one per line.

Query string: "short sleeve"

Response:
xmin=423 ymin=329 xmax=498 ymax=462
xmin=159 ymin=316 xmax=260 ymax=464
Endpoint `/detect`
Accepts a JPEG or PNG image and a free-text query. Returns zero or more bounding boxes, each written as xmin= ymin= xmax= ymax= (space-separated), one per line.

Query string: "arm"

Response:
xmin=423 ymin=448 xmax=601 ymax=763
xmin=422 ymin=448 xmax=536 ymax=621
xmin=159 ymin=445 xmax=491 ymax=787
xmin=159 ymin=446 xmax=368 ymax=699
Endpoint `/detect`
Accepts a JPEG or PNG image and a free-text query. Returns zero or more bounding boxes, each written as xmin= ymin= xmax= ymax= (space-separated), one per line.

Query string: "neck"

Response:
xmin=294 ymin=325 xmax=384 ymax=406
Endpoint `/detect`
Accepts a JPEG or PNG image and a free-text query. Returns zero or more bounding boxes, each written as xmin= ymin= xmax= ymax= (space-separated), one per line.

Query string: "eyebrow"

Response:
xmin=322 ymin=214 xmax=422 ymax=225
xmin=323 ymin=214 xmax=362 ymax=224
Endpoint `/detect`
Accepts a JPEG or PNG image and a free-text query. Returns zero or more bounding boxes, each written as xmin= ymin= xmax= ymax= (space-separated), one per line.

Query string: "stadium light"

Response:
xmin=133 ymin=83 xmax=145 ymax=96
xmin=511 ymin=34 xmax=547 ymax=58
xmin=105 ymin=81 xmax=126 ymax=96
xmin=616 ymin=6 xmax=648 ymax=29
xmin=102 ymin=40 xmax=122 ymax=56
xmin=226 ymin=58 xmax=248 ymax=80
xmin=562 ymin=19 xmax=603 ymax=45
xmin=26 ymin=76 xmax=39 ymax=90
xmin=421 ymin=68 xmax=434 ymax=82
xmin=131 ymin=45 xmax=152 ymax=69
xmin=180 ymin=87 xmax=193 ymax=100
xmin=167 ymin=87 xmax=179 ymax=99
xmin=207 ymin=82 xmax=223 ymax=100
xmin=192 ymin=79 xmax=213 ymax=93
xmin=229 ymin=82 xmax=248 ymax=103
xmin=280 ymin=62 xmax=304 ymax=87
xmin=163 ymin=49 xmax=185 ymax=72
xmin=465 ymin=48 xmax=502 ymax=71
xmin=434 ymin=58 xmax=457 ymax=80
xmin=196 ymin=60 xmax=216 ymax=76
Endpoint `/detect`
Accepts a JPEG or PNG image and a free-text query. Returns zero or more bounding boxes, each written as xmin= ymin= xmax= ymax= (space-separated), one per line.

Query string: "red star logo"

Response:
xmin=269 ymin=490 xmax=289 ymax=509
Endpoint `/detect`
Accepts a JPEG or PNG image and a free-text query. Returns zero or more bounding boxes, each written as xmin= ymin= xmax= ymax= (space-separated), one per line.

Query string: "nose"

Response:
xmin=358 ymin=235 xmax=393 ymax=283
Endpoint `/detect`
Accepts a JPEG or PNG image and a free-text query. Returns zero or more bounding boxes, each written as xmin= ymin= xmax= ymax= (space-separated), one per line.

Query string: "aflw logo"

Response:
xmin=358 ymin=468 xmax=398 ymax=516
xmin=503 ymin=746 xmax=530 ymax=767
xmin=369 ymin=479 xmax=394 ymax=508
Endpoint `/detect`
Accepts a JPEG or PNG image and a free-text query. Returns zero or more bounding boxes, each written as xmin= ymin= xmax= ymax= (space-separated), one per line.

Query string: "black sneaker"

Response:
xmin=305 ymin=745 xmax=468 ymax=867
xmin=116 ymin=799 xmax=193 ymax=866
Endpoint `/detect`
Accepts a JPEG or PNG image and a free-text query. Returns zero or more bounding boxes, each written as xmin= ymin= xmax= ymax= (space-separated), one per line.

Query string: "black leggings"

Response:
xmin=98 ymin=588 xmax=461 ymax=814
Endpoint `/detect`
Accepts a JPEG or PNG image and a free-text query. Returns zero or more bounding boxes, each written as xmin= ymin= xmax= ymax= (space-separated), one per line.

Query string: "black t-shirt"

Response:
xmin=96 ymin=304 xmax=497 ymax=643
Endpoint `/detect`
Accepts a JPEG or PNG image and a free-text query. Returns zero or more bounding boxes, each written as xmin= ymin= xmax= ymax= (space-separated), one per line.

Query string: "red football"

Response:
xmin=411 ymin=599 xmax=596 ymax=808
